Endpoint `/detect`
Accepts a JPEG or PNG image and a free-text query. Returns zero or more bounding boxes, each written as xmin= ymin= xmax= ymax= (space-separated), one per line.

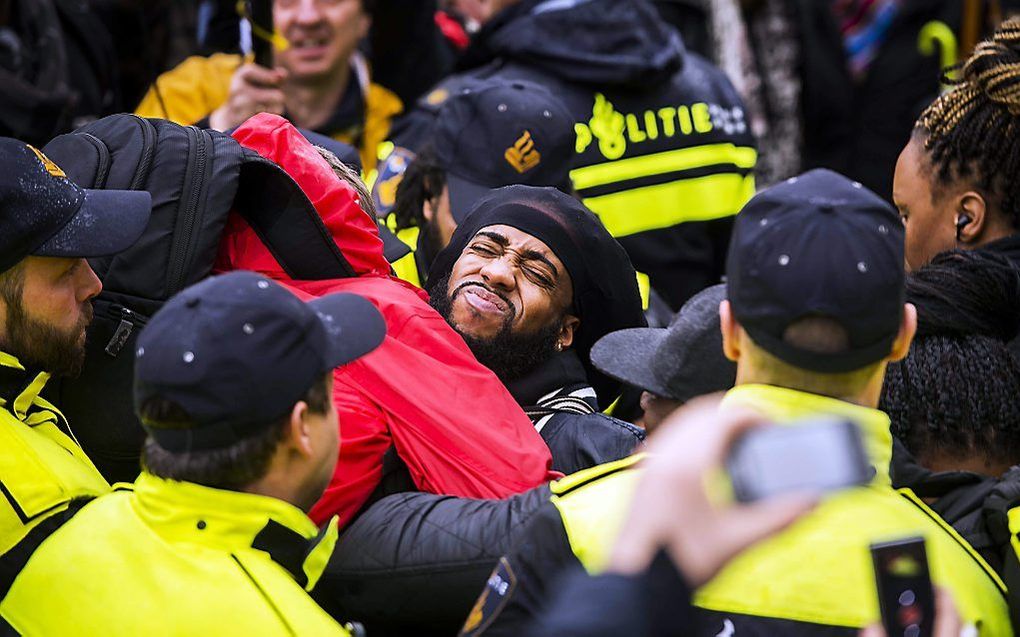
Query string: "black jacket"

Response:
xmin=314 ymin=485 xmax=552 ymax=637
xmin=793 ymin=0 xmax=960 ymax=202
xmin=506 ymin=352 xmax=645 ymax=476
xmin=525 ymin=552 xmax=696 ymax=637
xmin=890 ymin=438 xmax=1002 ymax=569
xmin=0 ymin=0 xmax=120 ymax=145
xmin=390 ymin=0 xmax=755 ymax=310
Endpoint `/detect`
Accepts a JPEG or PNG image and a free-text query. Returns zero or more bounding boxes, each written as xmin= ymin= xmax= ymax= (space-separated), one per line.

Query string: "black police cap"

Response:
xmin=726 ymin=169 xmax=905 ymax=374
xmin=430 ymin=79 xmax=576 ymax=223
xmin=0 ymin=138 xmax=151 ymax=273
xmin=134 ymin=272 xmax=386 ymax=452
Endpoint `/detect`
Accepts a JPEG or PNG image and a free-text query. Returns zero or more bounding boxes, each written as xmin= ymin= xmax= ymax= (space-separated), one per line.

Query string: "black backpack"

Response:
xmin=43 ymin=114 xmax=354 ymax=483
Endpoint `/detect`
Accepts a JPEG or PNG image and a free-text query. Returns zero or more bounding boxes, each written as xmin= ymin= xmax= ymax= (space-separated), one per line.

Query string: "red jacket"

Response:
xmin=216 ymin=114 xmax=557 ymax=527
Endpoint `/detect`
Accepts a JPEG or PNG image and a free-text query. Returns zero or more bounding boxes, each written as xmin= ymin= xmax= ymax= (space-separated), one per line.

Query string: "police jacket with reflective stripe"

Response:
xmin=433 ymin=0 xmax=756 ymax=309
xmin=0 ymin=352 xmax=108 ymax=564
xmin=0 ymin=472 xmax=349 ymax=636
xmin=472 ymin=385 xmax=1012 ymax=636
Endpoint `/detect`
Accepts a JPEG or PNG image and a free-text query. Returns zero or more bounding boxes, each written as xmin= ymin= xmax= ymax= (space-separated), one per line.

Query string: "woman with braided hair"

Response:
xmin=882 ymin=249 xmax=1020 ymax=569
xmin=893 ymin=17 xmax=1020 ymax=273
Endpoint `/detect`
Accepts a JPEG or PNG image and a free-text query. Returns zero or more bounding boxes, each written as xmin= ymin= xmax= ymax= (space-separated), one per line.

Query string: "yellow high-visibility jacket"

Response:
xmin=1 ymin=472 xmax=349 ymax=635
xmin=472 ymin=385 xmax=1012 ymax=636
xmin=136 ymin=52 xmax=403 ymax=173
xmin=0 ymin=351 xmax=108 ymax=561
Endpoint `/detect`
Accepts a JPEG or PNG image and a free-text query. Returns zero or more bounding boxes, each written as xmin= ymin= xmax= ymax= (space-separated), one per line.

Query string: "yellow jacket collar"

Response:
xmin=722 ymin=384 xmax=893 ymax=486
xmin=0 ymin=351 xmax=63 ymax=425
xmin=132 ymin=472 xmax=339 ymax=590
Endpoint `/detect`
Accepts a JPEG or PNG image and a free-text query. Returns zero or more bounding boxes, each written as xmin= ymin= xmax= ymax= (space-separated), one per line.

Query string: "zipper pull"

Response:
xmin=105 ymin=307 xmax=138 ymax=357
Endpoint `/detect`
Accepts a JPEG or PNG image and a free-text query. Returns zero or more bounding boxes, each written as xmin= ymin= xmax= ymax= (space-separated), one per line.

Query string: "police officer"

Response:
xmin=0 ymin=139 xmax=149 ymax=568
xmin=0 ymin=272 xmax=385 ymax=635
xmin=463 ymin=170 xmax=1012 ymax=636
xmin=381 ymin=0 xmax=755 ymax=310
xmin=385 ymin=78 xmax=576 ymax=287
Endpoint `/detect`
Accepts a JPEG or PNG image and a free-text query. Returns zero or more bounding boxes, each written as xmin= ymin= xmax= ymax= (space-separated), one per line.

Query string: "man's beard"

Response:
xmin=429 ymin=274 xmax=561 ymax=383
xmin=2 ymin=295 xmax=92 ymax=378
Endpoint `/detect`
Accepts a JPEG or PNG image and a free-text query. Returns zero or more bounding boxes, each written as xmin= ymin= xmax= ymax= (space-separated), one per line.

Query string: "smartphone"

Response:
xmin=726 ymin=417 xmax=871 ymax=503
xmin=871 ymin=537 xmax=935 ymax=637
xmin=248 ymin=0 xmax=274 ymax=68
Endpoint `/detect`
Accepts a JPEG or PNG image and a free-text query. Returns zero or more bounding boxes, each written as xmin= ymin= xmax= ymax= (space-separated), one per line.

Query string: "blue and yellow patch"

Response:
xmin=371 ymin=146 xmax=416 ymax=215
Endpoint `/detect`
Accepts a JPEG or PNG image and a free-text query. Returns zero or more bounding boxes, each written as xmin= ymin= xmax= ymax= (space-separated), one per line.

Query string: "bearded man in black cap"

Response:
xmin=426 ymin=185 xmax=646 ymax=474
xmin=0 ymin=138 xmax=149 ymax=570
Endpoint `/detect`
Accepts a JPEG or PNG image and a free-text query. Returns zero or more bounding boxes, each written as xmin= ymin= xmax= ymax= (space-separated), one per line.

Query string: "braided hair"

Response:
xmin=391 ymin=145 xmax=446 ymax=232
xmin=880 ymin=250 xmax=1020 ymax=468
xmin=916 ymin=18 xmax=1020 ymax=231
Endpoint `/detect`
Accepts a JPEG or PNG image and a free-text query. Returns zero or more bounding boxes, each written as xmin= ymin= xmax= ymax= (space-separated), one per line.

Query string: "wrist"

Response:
xmin=208 ymin=107 xmax=231 ymax=131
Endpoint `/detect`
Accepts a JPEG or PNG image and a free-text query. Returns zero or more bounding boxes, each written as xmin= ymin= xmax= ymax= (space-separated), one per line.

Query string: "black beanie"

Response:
xmin=426 ymin=185 xmax=646 ymax=403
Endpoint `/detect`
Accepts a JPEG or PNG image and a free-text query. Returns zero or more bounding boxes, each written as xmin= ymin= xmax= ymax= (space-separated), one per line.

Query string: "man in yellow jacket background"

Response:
xmin=136 ymin=0 xmax=402 ymax=172
xmin=0 ymin=138 xmax=149 ymax=571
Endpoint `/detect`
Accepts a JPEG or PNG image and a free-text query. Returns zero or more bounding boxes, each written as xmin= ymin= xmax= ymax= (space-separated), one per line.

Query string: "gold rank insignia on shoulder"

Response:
xmin=27 ymin=145 xmax=67 ymax=179
xmin=504 ymin=130 xmax=541 ymax=174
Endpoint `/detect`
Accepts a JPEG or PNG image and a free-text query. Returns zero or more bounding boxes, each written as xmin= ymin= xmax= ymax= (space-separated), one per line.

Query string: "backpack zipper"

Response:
xmin=104 ymin=305 xmax=149 ymax=358
xmin=166 ymin=126 xmax=208 ymax=294
xmin=128 ymin=115 xmax=157 ymax=190
xmin=79 ymin=133 xmax=111 ymax=188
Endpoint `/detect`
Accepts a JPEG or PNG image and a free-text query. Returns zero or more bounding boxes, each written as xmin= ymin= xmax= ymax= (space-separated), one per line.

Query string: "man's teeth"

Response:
xmin=294 ymin=39 xmax=328 ymax=48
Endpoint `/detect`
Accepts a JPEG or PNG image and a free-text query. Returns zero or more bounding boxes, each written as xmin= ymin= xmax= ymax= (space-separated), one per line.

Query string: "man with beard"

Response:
xmin=385 ymin=78 xmax=577 ymax=287
xmin=0 ymin=139 xmax=150 ymax=565
xmin=426 ymin=185 xmax=646 ymax=475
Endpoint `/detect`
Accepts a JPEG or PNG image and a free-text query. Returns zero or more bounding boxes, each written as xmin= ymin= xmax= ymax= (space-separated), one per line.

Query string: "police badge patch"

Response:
xmin=459 ymin=557 xmax=518 ymax=636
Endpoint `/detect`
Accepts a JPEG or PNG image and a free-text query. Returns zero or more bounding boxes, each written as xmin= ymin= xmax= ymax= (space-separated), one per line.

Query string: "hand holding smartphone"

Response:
xmin=870 ymin=537 xmax=935 ymax=637
xmin=726 ymin=417 xmax=872 ymax=503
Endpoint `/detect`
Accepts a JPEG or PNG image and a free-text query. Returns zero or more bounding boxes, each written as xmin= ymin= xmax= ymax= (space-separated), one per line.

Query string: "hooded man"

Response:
xmin=215 ymin=114 xmax=558 ymax=530
xmin=381 ymin=0 xmax=756 ymax=310
xmin=426 ymin=185 xmax=647 ymax=475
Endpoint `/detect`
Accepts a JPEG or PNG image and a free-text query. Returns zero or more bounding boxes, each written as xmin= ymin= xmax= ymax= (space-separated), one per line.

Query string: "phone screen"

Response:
xmin=871 ymin=537 xmax=934 ymax=637
xmin=726 ymin=417 xmax=871 ymax=503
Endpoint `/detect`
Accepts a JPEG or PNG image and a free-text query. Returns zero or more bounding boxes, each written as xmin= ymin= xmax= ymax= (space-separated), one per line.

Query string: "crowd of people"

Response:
xmin=3 ymin=0 xmax=1020 ymax=635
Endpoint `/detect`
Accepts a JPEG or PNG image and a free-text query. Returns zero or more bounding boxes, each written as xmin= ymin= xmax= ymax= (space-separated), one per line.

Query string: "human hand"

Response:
xmin=208 ymin=64 xmax=288 ymax=131
xmin=859 ymin=588 xmax=975 ymax=637
xmin=608 ymin=395 xmax=817 ymax=586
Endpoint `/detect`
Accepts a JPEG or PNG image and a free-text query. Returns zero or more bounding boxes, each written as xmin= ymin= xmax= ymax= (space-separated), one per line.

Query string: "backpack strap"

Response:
xmin=234 ymin=156 xmax=357 ymax=280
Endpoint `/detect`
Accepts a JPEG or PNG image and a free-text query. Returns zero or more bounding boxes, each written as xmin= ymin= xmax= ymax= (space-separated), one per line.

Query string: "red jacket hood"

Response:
xmin=217 ymin=113 xmax=396 ymax=282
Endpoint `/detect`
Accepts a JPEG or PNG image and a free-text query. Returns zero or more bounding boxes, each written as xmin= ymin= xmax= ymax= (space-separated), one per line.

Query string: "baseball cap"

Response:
xmin=430 ymin=79 xmax=576 ymax=222
xmin=134 ymin=272 xmax=386 ymax=452
xmin=726 ymin=169 xmax=905 ymax=374
xmin=590 ymin=284 xmax=735 ymax=402
xmin=0 ymin=138 xmax=152 ymax=273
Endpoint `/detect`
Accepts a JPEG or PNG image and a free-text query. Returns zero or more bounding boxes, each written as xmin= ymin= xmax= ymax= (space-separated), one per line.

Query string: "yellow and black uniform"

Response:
xmin=467 ymin=384 xmax=1012 ymax=636
xmin=0 ymin=472 xmax=349 ymax=635
xmin=0 ymin=352 xmax=108 ymax=576
xmin=383 ymin=0 xmax=755 ymax=309
xmin=135 ymin=52 xmax=402 ymax=172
